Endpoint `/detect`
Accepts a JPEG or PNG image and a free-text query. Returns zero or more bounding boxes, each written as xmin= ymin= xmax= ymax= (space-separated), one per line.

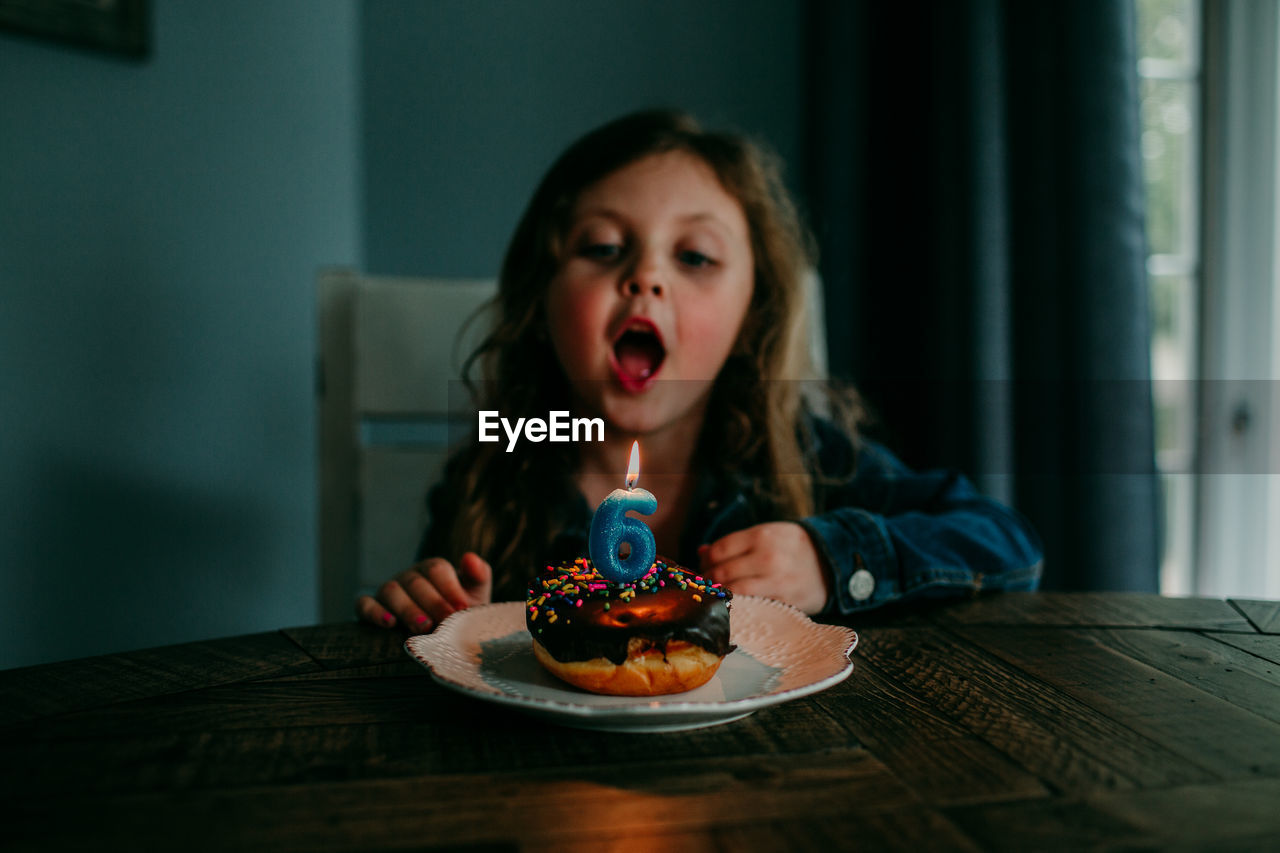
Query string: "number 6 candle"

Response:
xmin=588 ymin=440 xmax=657 ymax=583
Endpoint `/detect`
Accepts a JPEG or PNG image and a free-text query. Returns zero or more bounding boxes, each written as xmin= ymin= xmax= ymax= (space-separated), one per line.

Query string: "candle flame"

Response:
xmin=626 ymin=440 xmax=640 ymax=489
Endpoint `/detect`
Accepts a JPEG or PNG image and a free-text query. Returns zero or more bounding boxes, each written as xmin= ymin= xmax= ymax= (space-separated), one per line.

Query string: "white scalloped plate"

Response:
xmin=405 ymin=596 xmax=858 ymax=732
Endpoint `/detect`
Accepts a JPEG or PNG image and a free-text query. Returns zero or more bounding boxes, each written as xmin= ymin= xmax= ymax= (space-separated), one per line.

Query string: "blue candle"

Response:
xmin=588 ymin=441 xmax=657 ymax=583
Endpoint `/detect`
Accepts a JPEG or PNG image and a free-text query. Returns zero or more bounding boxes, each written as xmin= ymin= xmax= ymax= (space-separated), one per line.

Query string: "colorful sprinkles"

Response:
xmin=525 ymin=556 xmax=729 ymax=625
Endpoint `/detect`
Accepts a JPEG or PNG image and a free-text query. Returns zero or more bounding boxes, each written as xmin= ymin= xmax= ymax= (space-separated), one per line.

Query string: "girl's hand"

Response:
xmin=698 ymin=523 xmax=831 ymax=614
xmin=355 ymin=552 xmax=493 ymax=633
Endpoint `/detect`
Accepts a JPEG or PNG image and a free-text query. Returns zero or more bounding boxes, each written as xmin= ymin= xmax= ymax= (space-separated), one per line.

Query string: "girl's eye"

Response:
xmin=580 ymin=243 xmax=622 ymax=261
xmin=679 ymin=250 xmax=715 ymax=268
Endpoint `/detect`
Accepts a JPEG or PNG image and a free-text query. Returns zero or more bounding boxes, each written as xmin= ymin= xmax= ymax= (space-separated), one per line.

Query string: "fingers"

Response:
xmin=369 ymin=561 xmax=455 ymax=634
xmin=355 ymin=594 xmax=397 ymax=629
xmin=703 ymin=552 xmax=765 ymax=589
xmin=457 ymin=552 xmax=494 ymax=599
xmin=705 ymin=553 xmax=816 ymax=613
xmin=379 ymin=574 xmax=439 ymax=633
xmin=699 ymin=528 xmax=758 ymax=570
xmin=357 ymin=554 xmax=495 ymax=634
xmin=698 ymin=523 xmax=826 ymax=613
xmin=714 ymin=575 xmax=775 ymax=600
xmin=397 ymin=563 xmax=458 ymax=627
xmin=421 ymin=558 xmax=472 ymax=611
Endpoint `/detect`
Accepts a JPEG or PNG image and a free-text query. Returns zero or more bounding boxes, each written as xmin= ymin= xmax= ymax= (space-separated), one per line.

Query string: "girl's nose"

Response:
xmin=622 ymin=248 xmax=665 ymax=298
xmin=625 ymin=280 xmax=663 ymax=297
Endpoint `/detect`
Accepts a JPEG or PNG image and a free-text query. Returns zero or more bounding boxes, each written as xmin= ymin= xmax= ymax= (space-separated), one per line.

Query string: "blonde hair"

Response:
xmin=441 ymin=109 xmax=857 ymax=599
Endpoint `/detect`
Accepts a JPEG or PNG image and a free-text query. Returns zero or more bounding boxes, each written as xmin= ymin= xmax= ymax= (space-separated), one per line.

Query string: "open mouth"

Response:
xmin=610 ymin=320 xmax=666 ymax=391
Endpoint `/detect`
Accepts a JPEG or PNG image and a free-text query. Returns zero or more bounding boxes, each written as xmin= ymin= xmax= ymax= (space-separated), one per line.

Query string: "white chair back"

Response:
xmin=317 ymin=268 xmax=496 ymax=621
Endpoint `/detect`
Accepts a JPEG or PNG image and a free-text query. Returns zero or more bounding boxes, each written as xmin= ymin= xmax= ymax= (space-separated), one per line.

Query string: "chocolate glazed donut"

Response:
xmin=526 ymin=557 xmax=734 ymax=696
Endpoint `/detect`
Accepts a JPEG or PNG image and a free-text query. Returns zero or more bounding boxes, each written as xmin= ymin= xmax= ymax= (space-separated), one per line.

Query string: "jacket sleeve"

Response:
xmin=797 ymin=431 xmax=1043 ymax=614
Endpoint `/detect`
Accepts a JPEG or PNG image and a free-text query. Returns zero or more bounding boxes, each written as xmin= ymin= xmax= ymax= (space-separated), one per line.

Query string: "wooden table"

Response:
xmin=3 ymin=592 xmax=1279 ymax=851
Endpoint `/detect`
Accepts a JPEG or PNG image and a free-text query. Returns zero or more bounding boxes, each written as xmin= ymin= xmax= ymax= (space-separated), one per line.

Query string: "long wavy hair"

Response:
xmin=440 ymin=109 xmax=857 ymax=600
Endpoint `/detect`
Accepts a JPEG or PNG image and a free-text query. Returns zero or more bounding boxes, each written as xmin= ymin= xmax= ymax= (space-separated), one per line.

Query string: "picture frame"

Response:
xmin=0 ymin=0 xmax=148 ymax=58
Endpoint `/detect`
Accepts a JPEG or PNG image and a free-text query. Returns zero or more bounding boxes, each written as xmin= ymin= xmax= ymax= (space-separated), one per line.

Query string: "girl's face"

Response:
xmin=545 ymin=151 xmax=754 ymax=438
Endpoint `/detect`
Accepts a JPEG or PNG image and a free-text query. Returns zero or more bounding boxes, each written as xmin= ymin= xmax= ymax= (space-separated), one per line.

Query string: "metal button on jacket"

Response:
xmin=848 ymin=568 xmax=875 ymax=602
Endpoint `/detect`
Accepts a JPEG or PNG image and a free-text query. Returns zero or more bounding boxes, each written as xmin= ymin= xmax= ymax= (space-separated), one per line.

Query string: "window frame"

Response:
xmin=1195 ymin=0 xmax=1280 ymax=598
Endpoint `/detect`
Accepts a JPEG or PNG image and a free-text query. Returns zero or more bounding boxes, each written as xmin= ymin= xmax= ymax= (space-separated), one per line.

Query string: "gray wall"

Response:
xmin=0 ymin=0 xmax=803 ymax=669
xmin=0 ymin=1 xmax=361 ymax=669
xmin=362 ymin=0 xmax=804 ymax=276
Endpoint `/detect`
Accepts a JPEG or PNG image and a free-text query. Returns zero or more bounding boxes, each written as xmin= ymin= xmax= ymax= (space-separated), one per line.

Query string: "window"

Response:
xmin=1137 ymin=0 xmax=1201 ymax=595
xmin=1139 ymin=0 xmax=1280 ymax=599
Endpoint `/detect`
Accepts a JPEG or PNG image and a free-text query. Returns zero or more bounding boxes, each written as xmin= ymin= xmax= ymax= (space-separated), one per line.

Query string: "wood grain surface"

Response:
xmin=3 ymin=592 xmax=1278 ymax=851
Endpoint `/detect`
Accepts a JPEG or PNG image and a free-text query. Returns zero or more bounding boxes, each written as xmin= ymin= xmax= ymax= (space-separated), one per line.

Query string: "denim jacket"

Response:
xmin=533 ymin=417 xmax=1043 ymax=614
xmin=797 ymin=421 xmax=1043 ymax=613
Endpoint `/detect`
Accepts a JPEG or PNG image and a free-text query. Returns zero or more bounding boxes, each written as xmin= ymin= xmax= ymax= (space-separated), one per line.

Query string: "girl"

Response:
xmin=357 ymin=109 xmax=1042 ymax=633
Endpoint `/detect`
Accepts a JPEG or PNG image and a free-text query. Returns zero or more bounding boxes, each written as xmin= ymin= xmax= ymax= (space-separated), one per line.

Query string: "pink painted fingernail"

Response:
xmin=382 ymin=613 xmax=394 ymax=625
xmin=415 ymin=614 xmax=427 ymax=624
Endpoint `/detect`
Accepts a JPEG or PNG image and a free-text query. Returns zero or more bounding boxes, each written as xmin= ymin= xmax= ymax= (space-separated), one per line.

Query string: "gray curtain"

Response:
xmin=805 ymin=0 xmax=1160 ymax=591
